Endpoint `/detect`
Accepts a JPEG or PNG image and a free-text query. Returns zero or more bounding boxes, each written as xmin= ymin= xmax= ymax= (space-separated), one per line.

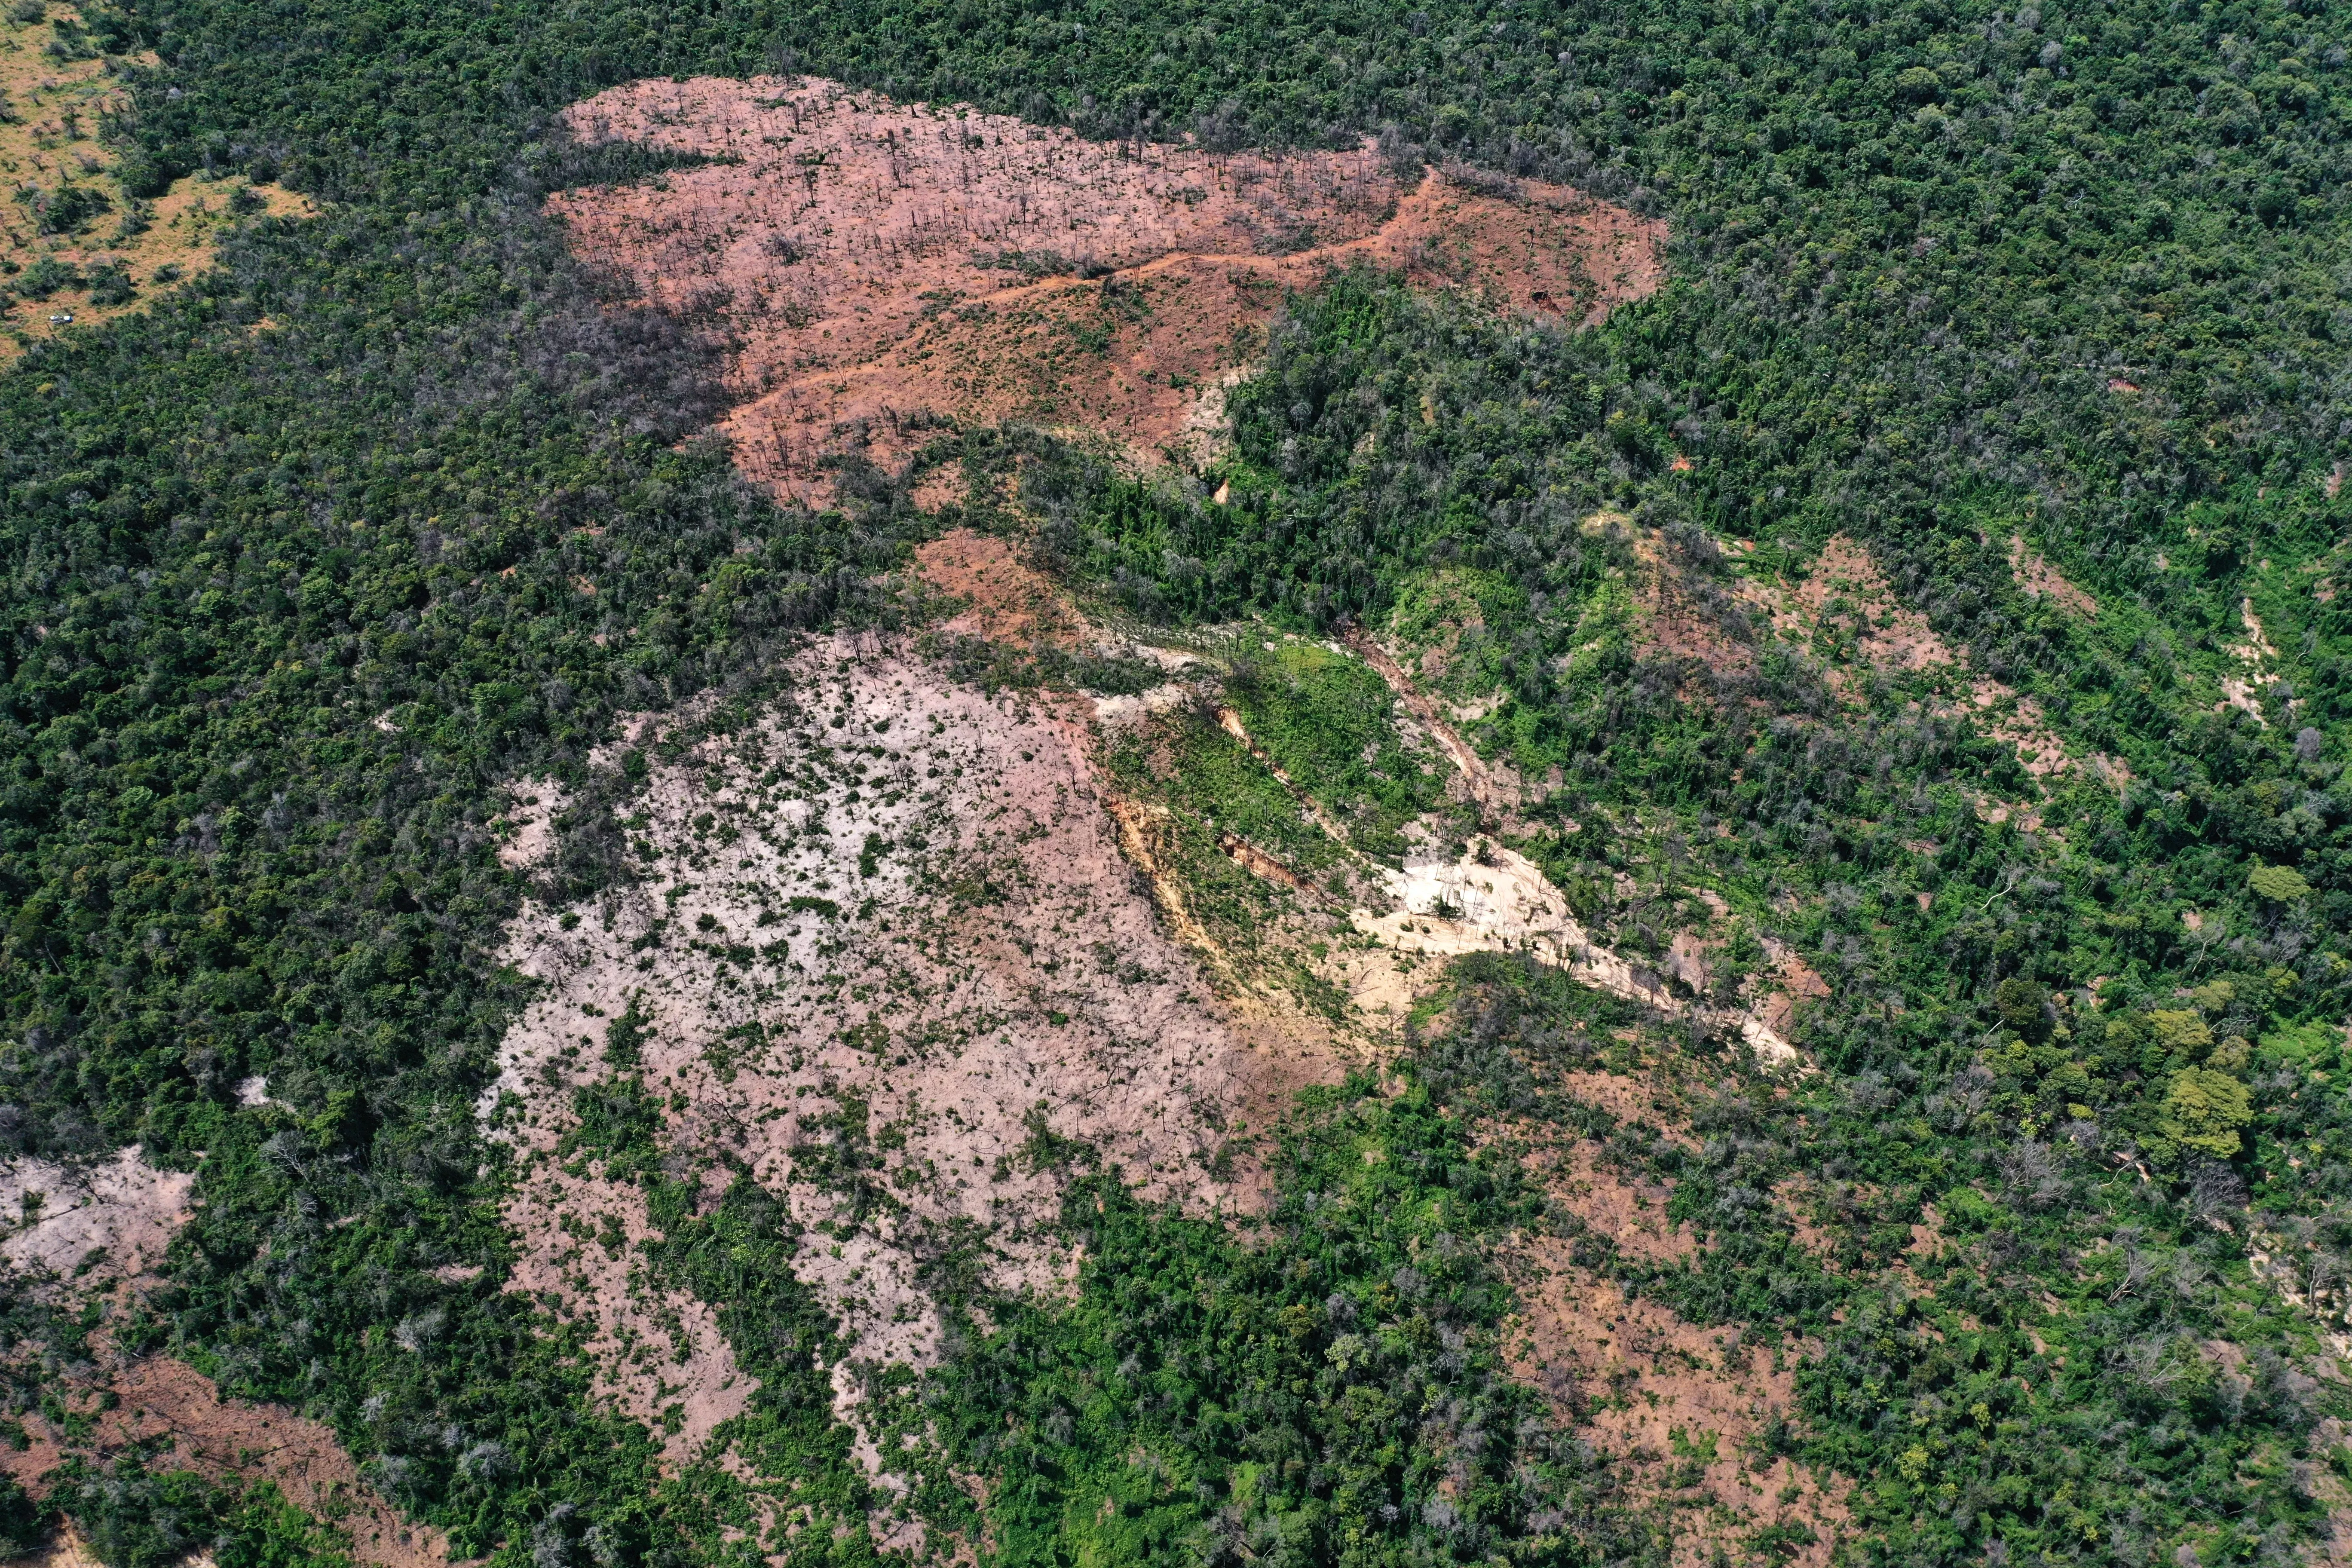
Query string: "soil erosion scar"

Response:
xmin=550 ymin=76 xmax=1666 ymax=501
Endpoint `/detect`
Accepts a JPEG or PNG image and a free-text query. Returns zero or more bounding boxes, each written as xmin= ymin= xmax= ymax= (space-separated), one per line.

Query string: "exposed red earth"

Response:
xmin=550 ymin=76 xmax=1666 ymax=502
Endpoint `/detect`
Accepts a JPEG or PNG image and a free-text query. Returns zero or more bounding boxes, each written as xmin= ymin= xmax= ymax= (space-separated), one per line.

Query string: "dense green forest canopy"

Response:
xmin=0 ymin=0 xmax=2345 ymax=1560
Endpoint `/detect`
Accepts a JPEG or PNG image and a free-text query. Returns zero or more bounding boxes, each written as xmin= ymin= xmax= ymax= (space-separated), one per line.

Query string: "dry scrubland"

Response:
xmin=0 ymin=67 xmax=1859 ymax=1568
xmin=0 ymin=5 xmax=309 ymax=359
xmin=0 ymin=68 xmax=1734 ymax=1564
xmin=0 ymin=0 xmax=2339 ymax=1556
xmin=1620 ymin=517 xmax=2131 ymax=822
xmin=487 ymin=633 xmax=1342 ymax=1474
xmin=549 ymin=76 xmax=1663 ymax=502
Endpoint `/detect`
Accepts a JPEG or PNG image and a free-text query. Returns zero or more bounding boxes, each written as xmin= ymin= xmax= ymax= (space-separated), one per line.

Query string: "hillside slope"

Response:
xmin=0 ymin=0 xmax=2345 ymax=1566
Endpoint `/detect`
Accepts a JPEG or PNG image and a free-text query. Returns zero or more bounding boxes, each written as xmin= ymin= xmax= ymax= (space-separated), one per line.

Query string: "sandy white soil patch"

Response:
xmin=493 ymin=779 xmax=570 ymax=870
xmin=1349 ymin=838 xmax=1799 ymax=1067
xmin=486 ymin=636 xmax=1343 ymax=1473
xmin=0 ymin=1146 xmax=194 ymax=1285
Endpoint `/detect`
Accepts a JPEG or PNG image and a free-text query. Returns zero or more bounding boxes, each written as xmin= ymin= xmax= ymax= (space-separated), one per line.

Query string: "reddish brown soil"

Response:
xmin=1730 ymin=534 xmax=2125 ymax=793
xmin=1752 ymin=945 xmax=1831 ymax=1044
xmin=1615 ymin=518 xmax=1762 ymax=686
xmin=1347 ymin=628 xmax=1541 ymax=829
xmin=1506 ymin=1069 xmax=1850 ymax=1567
xmin=1507 ymin=1255 xmax=1850 ymax=1568
xmin=914 ymin=530 xmax=1081 ymax=646
xmin=1532 ymin=1142 xmax=1695 ymax=1266
xmin=0 ymin=1354 xmax=448 ymax=1568
xmin=2008 ymin=535 xmax=2098 ymax=618
xmin=550 ymin=77 xmax=1665 ymax=502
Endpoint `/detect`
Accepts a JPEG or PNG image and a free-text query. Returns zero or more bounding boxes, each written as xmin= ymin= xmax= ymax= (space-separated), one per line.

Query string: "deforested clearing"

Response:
xmin=0 ymin=1148 xmax=448 ymax=1568
xmin=0 ymin=1146 xmax=193 ymax=1286
xmin=549 ymin=76 xmax=1665 ymax=502
xmin=0 ymin=1355 xmax=450 ymax=1568
xmin=485 ymin=635 xmax=1351 ymax=1483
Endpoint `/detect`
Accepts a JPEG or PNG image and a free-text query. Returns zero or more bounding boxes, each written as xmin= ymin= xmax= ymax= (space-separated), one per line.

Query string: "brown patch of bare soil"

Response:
xmin=1501 ymin=1070 xmax=1848 ymax=1568
xmin=1623 ymin=523 xmax=1763 ymax=685
xmin=1507 ymin=1255 xmax=1849 ymax=1568
xmin=499 ymin=1159 xmax=750 ymax=1464
xmin=0 ymin=1354 xmax=447 ymax=1568
xmin=487 ymin=636 xmax=1350 ymax=1490
xmin=1733 ymin=534 xmax=2123 ymax=790
xmin=913 ymin=530 xmax=1082 ymax=646
xmin=2008 ymin=536 xmax=2097 ymax=618
xmin=1964 ymin=678 xmax=2073 ymax=779
xmin=490 ymin=778 xmax=570 ymax=871
xmin=1528 ymin=1141 xmax=1694 ymax=1266
xmin=1513 ymin=1072 xmax=1700 ymax=1267
xmin=1771 ymin=535 xmax=1959 ymax=674
xmin=0 ymin=1150 xmax=440 ymax=1565
xmin=1750 ymin=943 xmax=1831 ymax=1046
xmin=1346 ymin=628 xmax=1542 ymax=830
xmin=548 ymin=76 xmax=1665 ymax=502
xmin=17 ymin=1524 xmax=101 ymax=1568
xmin=1551 ymin=1069 xmax=1687 ymax=1129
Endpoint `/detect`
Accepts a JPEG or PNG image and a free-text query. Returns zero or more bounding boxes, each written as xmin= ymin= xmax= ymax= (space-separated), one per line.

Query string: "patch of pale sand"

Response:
xmin=499 ymin=1161 xmax=750 ymax=1462
xmin=2233 ymin=596 xmax=2281 ymax=663
xmin=1170 ymin=366 xmax=1249 ymax=471
xmin=2308 ymin=1418 xmax=2352 ymax=1568
xmin=0 ymin=1354 xmax=448 ymax=1568
xmin=1193 ymin=676 xmax=1781 ymax=1058
xmin=17 ymin=1525 xmax=99 ymax=1568
xmin=0 ymin=1146 xmax=194 ymax=1284
xmin=2247 ymin=1227 xmax=2352 ymax=1366
xmin=1348 ymin=841 xmax=1799 ymax=1067
xmin=1505 ymin=1255 xmax=1850 ymax=1568
xmin=2008 ymin=536 xmax=2097 ymax=618
xmin=547 ymin=76 xmax=1665 ymax=503
xmin=486 ymin=635 xmax=1346 ymax=1485
xmin=493 ymin=778 xmax=570 ymax=870
xmin=1088 ymin=683 xmax=1193 ymax=725
xmin=2220 ymin=675 xmax=2269 ymax=726
xmin=1664 ymin=929 xmax=1713 ymax=994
